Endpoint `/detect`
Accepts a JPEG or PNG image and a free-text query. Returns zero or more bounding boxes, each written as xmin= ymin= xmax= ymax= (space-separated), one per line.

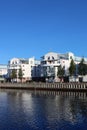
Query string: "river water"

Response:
xmin=0 ymin=90 xmax=87 ymax=130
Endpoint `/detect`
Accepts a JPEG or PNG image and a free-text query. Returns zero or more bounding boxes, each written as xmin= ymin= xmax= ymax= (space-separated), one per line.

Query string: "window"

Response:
xmin=48 ymin=57 xmax=50 ymax=60
xmin=58 ymin=61 xmax=60 ymax=63
xmin=30 ymin=61 xmax=33 ymax=64
xmin=53 ymin=61 xmax=55 ymax=64
xmin=70 ymin=56 xmax=72 ymax=59
xmin=12 ymin=62 xmax=14 ymax=64
xmin=15 ymin=61 xmax=17 ymax=64
xmin=52 ymin=56 xmax=54 ymax=60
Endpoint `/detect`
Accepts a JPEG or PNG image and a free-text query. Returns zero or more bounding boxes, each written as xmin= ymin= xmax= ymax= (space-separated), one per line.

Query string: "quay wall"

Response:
xmin=0 ymin=82 xmax=87 ymax=92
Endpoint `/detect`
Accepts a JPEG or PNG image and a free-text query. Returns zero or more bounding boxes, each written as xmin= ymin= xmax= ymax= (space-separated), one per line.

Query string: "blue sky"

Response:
xmin=0 ymin=0 xmax=87 ymax=64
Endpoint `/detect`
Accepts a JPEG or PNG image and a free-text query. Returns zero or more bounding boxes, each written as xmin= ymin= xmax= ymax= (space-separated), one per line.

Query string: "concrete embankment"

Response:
xmin=0 ymin=82 xmax=87 ymax=92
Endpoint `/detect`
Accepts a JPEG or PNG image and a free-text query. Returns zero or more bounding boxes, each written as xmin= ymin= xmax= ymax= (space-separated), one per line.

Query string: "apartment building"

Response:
xmin=8 ymin=57 xmax=40 ymax=82
xmin=40 ymin=52 xmax=87 ymax=82
xmin=7 ymin=51 xmax=87 ymax=82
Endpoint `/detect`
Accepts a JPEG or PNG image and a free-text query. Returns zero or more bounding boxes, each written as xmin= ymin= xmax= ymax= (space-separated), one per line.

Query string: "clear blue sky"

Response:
xmin=0 ymin=0 xmax=87 ymax=64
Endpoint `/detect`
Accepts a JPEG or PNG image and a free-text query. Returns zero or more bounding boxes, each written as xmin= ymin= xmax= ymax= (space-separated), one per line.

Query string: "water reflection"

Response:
xmin=0 ymin=90 xmax=87 ymax=130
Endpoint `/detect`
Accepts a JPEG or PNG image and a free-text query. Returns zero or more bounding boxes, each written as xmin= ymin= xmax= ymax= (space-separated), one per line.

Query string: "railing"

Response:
xmin=0 ymin=82 xmax=87 ymax=91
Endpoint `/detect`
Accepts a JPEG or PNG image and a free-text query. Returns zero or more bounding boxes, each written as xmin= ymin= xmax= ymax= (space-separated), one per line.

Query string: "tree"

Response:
xmin=78 ymin=58 xmax=87 ymax=75
xmin=57 ymin=65 xmax=65 ymax=81
xmin=69 ymin=59 xmax=76 ymax=76
xmin=10 ymin=69 xmax=17 ymax=82
xmin=18 ymin=68 xmax=23 ymax=82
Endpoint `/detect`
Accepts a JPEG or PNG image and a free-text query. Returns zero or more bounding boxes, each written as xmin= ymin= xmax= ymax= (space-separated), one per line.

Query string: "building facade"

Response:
xmin=40 ymin=52 xmax=87 ymax=82
xmin=0 ymin=64 xmax=8 ymax=82
xmin=8 ymin=57 xmax=40 ymax=82
xmin=7 ymin=51 xmax=87 ymax=82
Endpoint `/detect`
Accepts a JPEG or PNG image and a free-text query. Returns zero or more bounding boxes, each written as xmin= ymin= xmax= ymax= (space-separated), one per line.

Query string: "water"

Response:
xmin=0 ymin=90 xmax=87 ymax=130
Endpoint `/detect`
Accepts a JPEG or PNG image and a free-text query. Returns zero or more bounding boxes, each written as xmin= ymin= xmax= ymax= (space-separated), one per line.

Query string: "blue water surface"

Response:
xmin=0 ymin=90 xmax=87 ymax=130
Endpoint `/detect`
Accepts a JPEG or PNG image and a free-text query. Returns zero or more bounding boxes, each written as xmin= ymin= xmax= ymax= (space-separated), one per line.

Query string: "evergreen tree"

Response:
xmin=18 ymin=68 xmax=23 ymax=82
xmin=10 ymin=69 xmax=17 ymax=82
xmin=57 ymin=65 xmax=65 ymax=81
xmin=69 ymin=59 xmax=76 ymax=76
xmin=78 ymin=58 xmax=87 ymax=75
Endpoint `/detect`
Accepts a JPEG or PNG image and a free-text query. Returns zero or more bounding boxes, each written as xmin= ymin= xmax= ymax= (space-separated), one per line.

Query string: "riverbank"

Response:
xmin=0 ymin=82 xmax=87 ymax=92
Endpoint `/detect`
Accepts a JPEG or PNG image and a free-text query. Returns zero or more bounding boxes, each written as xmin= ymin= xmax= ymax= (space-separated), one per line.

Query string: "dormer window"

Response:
xmin=48 ymin=57 xmax=50 ymax=60
xmin=52 ymin=56 xmax=54 ymax=60
xmin=12 ymin=61 xmax=14 ymax=64
xmin=15 ymin=61 xmax=17 ymax=64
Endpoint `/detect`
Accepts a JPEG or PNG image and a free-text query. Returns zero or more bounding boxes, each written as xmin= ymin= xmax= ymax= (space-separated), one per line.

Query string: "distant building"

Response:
xmin=0 ymin=64 xmax=8 ymax=82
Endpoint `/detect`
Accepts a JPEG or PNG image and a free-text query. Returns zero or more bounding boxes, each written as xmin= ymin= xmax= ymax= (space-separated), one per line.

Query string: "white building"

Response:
xmin=8 ymin=57 xmax=40 ymax=82
xmin=0 ymin=65 xmax=7 ymax=76
xmin=40 ymin=52 xmax=60 ymax=78
xmin=0 ymin=65 xmax=8 ymax=82
xmin=40 ymin=52 xmax=87 ymax=82
xmin=7 ymin=51 xmax=87 ymax=82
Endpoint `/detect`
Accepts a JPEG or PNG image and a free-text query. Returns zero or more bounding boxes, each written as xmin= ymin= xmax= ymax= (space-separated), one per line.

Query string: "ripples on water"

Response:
xmin=0 ymin=90 xmax=87 ymax=130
